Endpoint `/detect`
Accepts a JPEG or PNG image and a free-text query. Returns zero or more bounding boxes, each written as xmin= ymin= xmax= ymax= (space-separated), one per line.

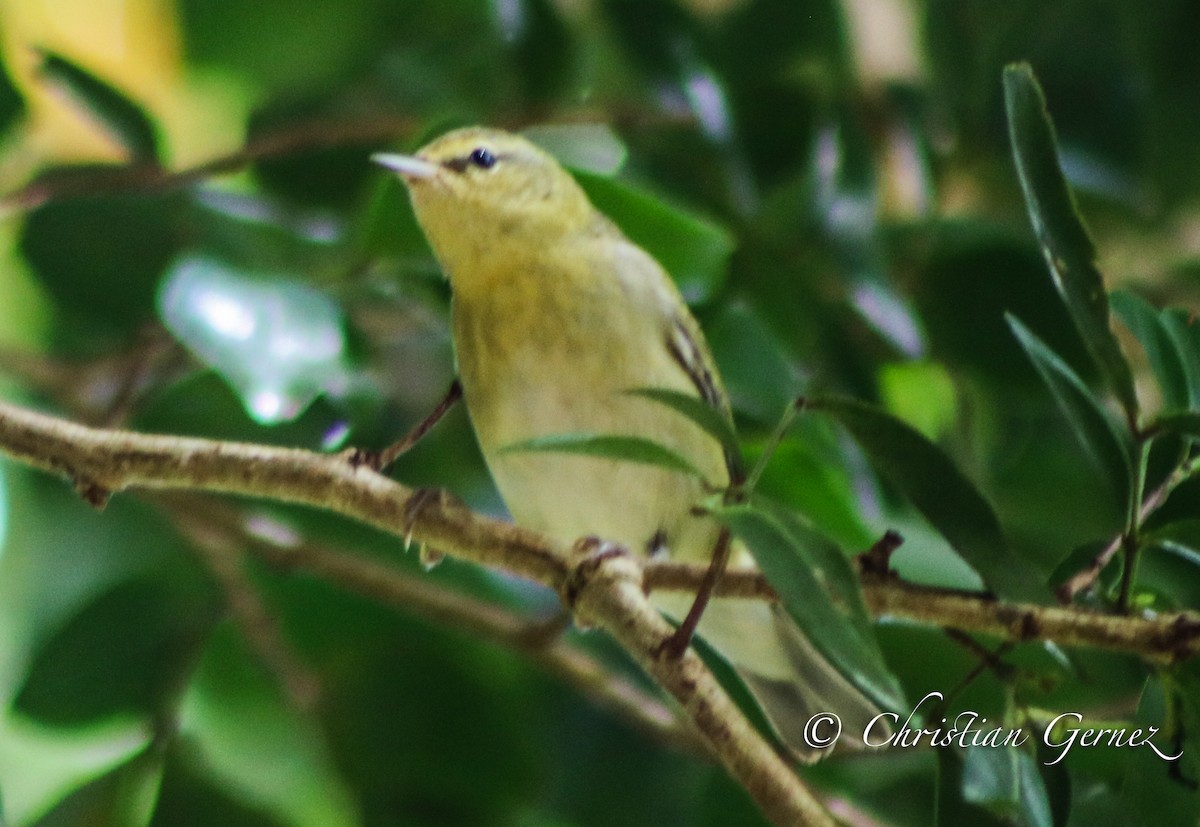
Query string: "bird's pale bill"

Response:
xmin=371 ymin=152 xmax=439 ymax=180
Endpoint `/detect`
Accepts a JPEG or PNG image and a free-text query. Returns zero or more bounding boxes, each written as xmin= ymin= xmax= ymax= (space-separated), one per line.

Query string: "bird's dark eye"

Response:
xmin=468 ymin=147 xmax=496 ymax=169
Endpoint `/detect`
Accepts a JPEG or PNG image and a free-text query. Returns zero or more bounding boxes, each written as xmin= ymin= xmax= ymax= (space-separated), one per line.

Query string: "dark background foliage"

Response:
xmin=1 ymin=1 xmax=1199 ymax=825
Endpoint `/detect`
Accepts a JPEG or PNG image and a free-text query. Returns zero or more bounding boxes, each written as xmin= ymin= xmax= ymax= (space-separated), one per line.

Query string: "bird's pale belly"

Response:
xmin=453 ymin=301 xmax=726 ymax=562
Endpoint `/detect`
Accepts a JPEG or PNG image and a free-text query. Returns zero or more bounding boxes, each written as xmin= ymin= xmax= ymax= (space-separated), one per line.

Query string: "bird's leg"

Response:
xmin=398 ymin=486 xmax=466 ymax=567
xmin=658 ymin=526 xmax=732 ymax=660
xmin=345 ymin=379 xmax=463 ymax=473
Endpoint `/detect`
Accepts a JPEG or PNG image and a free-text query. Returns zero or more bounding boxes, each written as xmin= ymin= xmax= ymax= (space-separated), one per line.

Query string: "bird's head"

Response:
xmin=374 ymin=128 xmax=596 ymax=275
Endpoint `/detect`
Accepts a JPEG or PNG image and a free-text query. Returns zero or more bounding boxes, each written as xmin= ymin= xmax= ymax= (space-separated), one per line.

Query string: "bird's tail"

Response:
xmin=653 ymin=592 xmax=891 ymax=762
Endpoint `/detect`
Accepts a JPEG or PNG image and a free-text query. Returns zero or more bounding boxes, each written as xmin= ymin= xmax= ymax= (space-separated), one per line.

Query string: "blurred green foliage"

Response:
xmin=2 ymin=1 xmax=1200 ymax=826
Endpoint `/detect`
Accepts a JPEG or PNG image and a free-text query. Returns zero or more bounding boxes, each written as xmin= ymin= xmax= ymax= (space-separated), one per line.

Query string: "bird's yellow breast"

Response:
xmin=450 ymin=233 xmax=728 ymax=559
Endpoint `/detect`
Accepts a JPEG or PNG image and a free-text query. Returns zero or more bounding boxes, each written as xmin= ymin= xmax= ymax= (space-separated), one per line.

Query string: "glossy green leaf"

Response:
xmin=1111 ymin=291 xmax=1190 ymax=413
xmin=714 ymin=500 xmax=906 ymax=713
xmin=575 ymin=170 xmax=734 ymax=304
xmin=177 ymin=624 xmax=359 ymax=827
xmin=494 ymin=0 xmax=576 ymax=103
xmin=625 ymin=387 xmax=741 ymax=465
xmin=1170 ymin=661 xmax=1200 ymax=773
xmin=158 ymin=256 xmax=356 ymax=426
xmin=525 ymin=122 xmax=627 ymax=176
xmin=176 ymin=0 xmax=390 ymax=97
xmin=1008 ymin=315 xmax=1133 ymax=506
xmin=812 ymin=395 xmax=1048 ymax=602
xmin=750 ymin=432 xmax=875 ymax=550
xmin=1003 ymin=62 xmax=1138 ymax=421
xmin=704 ymin=301 xmax=802 ymax=423
xmin=36 ymin=49 xmax=160 ymax=163
xmin=28 ymin=746 xmax=163 ymax=827
xmin=499 ymin=433 xmax=705 ymax=479
xmin=21 ymin=192 xmax=182 ymax=331
xmin=962 ymin=746 xmax=1052 ymax=827
xmin=0 ymin=463 xmax=7 ymax=552
xmin=1118 ymin=674 xmax=1200 ymax=826
xmin=1141 ymin=524 xmax=1200 ymax=610
xmin=1144 ymin=519 xmax=1200 ymax=555
xmin=1160 ymin=309 xmax=1200 ymax=410
xmin=596 ymin=0 xmax=700 ymax=84
xmin=14 ymin=580 xmax=214 ymax=726
xmin=879 ymin=360 xmax=958 ymax=440
xmin=1152 ymin=412 xmax=1200 ymax=441
xmin=0 ymin=42 xmax=24 ymax=136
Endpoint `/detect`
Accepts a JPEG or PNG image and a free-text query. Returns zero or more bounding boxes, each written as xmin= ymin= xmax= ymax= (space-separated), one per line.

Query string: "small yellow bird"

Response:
xmin=375 ymin=127 xmax=880 ymax=759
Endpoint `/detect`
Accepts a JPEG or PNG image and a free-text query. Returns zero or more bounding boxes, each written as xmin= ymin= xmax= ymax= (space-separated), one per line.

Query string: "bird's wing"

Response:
xmin=664 ymin=311 xmax=743 ymax=485
xmin=602 ymin=230 xmax=741 ymax=482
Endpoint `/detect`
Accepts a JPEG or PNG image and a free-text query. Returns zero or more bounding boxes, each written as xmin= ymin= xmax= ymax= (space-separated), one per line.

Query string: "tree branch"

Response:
xmin=566 ymin=545 xmax=836 ymax=826
xmin=644 ymin=562 xmax=1200 ymax=663
xmin=0 ymin=397 xmax=569 ymax=584
xmin=4 ymin=398 xmax=1200 ymax=822
xmin=0 ymin=117 xmax=418 ymax=214
xmin=0 ymin=397 xmax=832 ymax=827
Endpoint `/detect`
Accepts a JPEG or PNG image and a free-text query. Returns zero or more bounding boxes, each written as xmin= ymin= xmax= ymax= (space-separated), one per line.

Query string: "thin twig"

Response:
xmin=935 ymin=630 xmax=1016 ymax=714
xmin=157 ymin=491 xmax=702 ymax=752
xmin=1058 ymin=469 xmax=1174 ymax=602
xmin=0 ymin=107 xmax=701 ymax=216
xmin=1117 ymin=440 xmax=1152 ymax=612
xmin=744 ymin=397 xmax=805 ymax=494
xmin=660 ymin=526 xmax=732 ymax=659
xmin=1 ymin=116 xmax=418 ymax=214
xmin=354 ymin=379 xmax=462 ymax=472
xmin=0 ymin=330 xmax=188 ymax=427
xmin=169 ymin=500 xmax=322 ymax=710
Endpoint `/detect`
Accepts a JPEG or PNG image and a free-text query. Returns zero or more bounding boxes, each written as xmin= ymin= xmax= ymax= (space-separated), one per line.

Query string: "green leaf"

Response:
xmin=36 ymin=49 xmax=160 ymax=163
xmin=525 ymin=122 xmax=627 ymax=175
xmin=1119 ymin=673 xmax=1200 ymax=827
xmin=499 ymin=433 xmax=705 ymax=479
xmin=812 ymin=395 xmax=1048 ymax=602
xmin=704 ymin=302 xmax=802 ymax=423
xmin=713 ymin=500 xmax=906 ymax=713
xmin=178 ymin=624 xmax=359 ymax=827
xmin=878 ymin=360 xmax=958 ymax=440
xmin=0 ymin=40 xmax=24 ymax=136
xmin=158 ymin=256 xmax=355 ymax=426
xmin=25 ymin=746 xmax=164 ymax=827
xmin=749 ymin=432 xmax=875 ymax=550
xmin=624 ymin=387 xmax=741 ymax=463
xmin=21 ymin=191 xmax=183 ymax=332
xmin=14 ymin=580 xmax=214 ymax=726
xmin=0 ymin=463 xmax=7 ymax=552
xmin=1160 ymin=309 xmax=1200 ymax=410
xmin=1007 ymin=315 xmax=1133 ymax=507
xmin=575 ymin=170 xmax=734 ymax=304
xmin=1111 ymin=291 xmax=1190 ymax=413
xmin=1003 ymin=62 xmax=1138 ymax=422
xmin=499 ymin=0 xmax=577 ymax=104
xmin=1151 ymin=412 xmax=1200 ymax=441
xmin=962 ymin=746 xmax=1053 ymax=827
xmin=1144 ymin=519 xmax=1200 ymax=556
